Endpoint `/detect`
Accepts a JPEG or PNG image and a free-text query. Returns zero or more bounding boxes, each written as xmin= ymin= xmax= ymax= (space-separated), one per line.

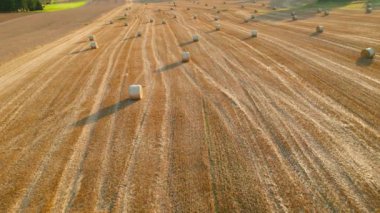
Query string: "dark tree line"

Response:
xmin=0 ymin=0 xmax=43 ymax=12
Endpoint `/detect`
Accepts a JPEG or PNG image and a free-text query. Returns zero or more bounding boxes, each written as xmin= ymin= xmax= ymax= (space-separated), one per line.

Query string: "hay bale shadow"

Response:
xmin=179 ymin=40 xmax=195 ymax=47
xmin=156 ymin=61 xmax=183 ymax=72
xmin=356 ymin=57 xmax=374 ymax=67
xmin=310 ymin=32 xmax=321 ymax=37
xmin=70 ymin=48 xmax=92 ymax=55
xmin=73 ymin=98 xmax=137 ymax=126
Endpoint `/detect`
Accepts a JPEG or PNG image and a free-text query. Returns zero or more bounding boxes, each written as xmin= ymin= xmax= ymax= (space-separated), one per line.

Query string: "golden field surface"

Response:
xmin=0 ymin=0 xmax=379 ymax=211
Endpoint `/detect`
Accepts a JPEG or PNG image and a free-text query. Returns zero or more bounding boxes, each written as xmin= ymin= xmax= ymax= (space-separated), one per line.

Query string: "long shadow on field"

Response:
xmin=73 ymin=98 xmax=137 ymax=126
xmin=356 ymin=58 xmax=374 ymax=67
xmin=179 ymin=40 xmax=195 ymax=47
xmin=70 ymin=48 xmax=92 ymax=55
xmin=156 ymin=61 xmax=183 ymax=72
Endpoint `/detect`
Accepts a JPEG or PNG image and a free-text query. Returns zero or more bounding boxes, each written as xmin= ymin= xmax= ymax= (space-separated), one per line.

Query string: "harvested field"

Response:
xmin=0 ymin=0 xmax=379 ymax=211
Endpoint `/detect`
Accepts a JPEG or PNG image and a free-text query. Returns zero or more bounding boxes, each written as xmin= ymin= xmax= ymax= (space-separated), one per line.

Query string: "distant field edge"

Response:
xmin=39 ymin=0 xmax=89 ymax=12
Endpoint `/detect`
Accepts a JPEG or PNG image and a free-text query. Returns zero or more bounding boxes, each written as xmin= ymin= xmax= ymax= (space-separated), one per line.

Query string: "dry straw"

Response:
xmin=128 ymin=85 xmax=143 ymax=100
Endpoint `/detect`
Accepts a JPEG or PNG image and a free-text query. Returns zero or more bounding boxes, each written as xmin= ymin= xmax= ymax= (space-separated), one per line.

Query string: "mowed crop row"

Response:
xmin=0 ymin=0 xmax=379 ymax=211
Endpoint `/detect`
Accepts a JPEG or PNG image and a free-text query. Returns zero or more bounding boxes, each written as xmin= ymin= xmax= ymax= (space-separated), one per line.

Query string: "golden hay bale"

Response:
xmin=192 ymin=35 xmax=199 ymax=42
xmin=366 ymin=7 xmax=372 ymax=13
xmin=251 ymin=30 xmax=258 ymax=37
xmin=182 ymin=52 xmax=190 ymax=62
xmin=88 ymin=35 xmax=96 ymax=41
xmin=136 ymin=31 xmax=142 ymax=37
xmin=162 ymin=20 xmax=166 ymax=24
xmin=361 ymin=48 xmax=376 ymax=59
xmin=324 ymin=10 xmax=329 ymax=16
xmin=316 ymin=25 xmax=324 ymax=33
xmin=193 ymin=15 xmax=197 ymax=19
xmin=128 ymin=84 xmax=143 ymax=100
xmin=215 ymin=23 xmax=221 ymax=31
xmin=150 ymin=18 xmax=154 ymax=23
xmin=214 ymin=16 xmax=219 ymax=21
xmin=89 ymin=41 xmax=99 ymax=49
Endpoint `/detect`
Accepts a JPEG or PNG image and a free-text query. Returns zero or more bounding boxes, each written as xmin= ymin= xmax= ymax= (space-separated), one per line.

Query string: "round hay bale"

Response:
xmin=89 ymin=41 xmax=99 ymax=49
xmin=215 ymin=23 xmax=221 ymax=31
xmin=124 ymin=13 xmax=127 ymax=17
xmin=244 ymin=18 xmax=250 ymax=23
xmin=316 ymin=25 xmax=324 ymax=33
xmin=361 ymin=47 xmax=376 ymax=59
xmin=192 ymin=35 xmax=199 ymax=42
xmin=324 ymin=10 xmax=329 ymax=16
xmin=254 ymin=9 xmax=258 ymax=13
xmin=150 ymin=18 xmax=154 ymax=23
xmin=292 ymin=15 xmax=298 ymax=20
xmin=136 ymin=31 xmax=142 ymax=37
xmin=171 ymin=7 xmax=174 ymax=10
xmin=109 ymin=20 xmax=114 ymax=24
xmin=251 ymin=14 xmax=256 ymax=19
xmin=128 ymin=84 xmax=143 ymax=100
xmin=214 ymin=16 xmax=219 ymax=21
xmin=193 ymin=15 xmax=197 ymax=19
xmin=162 ymin=20 xmax=166 ymax=24
xmin=291 ymin=11 xmax=296 ymax=16
xmin=251 ymin=30 xmax=258 ymax=37
xmin=88 ymin=35 xmax=96 ymax=41
xmin=174 ymin=15 xmax=177 ymax=18
xmin=366 ymin=7 xmax=372 ymax=13
xmin=182 ymin=51 xmax=190 ymax=62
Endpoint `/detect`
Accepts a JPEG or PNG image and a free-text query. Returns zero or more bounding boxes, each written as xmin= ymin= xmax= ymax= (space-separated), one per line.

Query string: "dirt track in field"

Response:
xmin=0 ymin=0 xmax=379 ymax=211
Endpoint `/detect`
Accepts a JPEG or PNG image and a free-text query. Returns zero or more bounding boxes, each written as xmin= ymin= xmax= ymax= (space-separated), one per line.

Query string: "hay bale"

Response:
xmin=291 ymin=11 xmax=296 ymax=16
xmin=205 ymin=3 xmax=208 ymax=6
xmin=214 ymin=16 xmax=219 ymax=21
xmin=192 ymin=35 xmax=199 ymax=42
xmin=244 ymin=18 xmax=250 ymax=23
xmin=125 ymin=22 xmax=128 ymax=26
xmin=251 ymin=14 xmax=256 ymax=19
xmin=136 ymin=31 xmax=142 ymax=37
xmin=324 ymin=10 xmax=329 ymax=16
xmin=215 ymin=23 xmax=221 ymax=31
xmin=182 ymin=51 xmax=190 ymax=62
xmin=162 ymin=20 xmax=166 ymax=24
xmin=171 ymin=7 xmax=174 ymax=10
xmin=254 ymin=9 xmax=258 ymax=13
xmin=193 ymin=15 xmax=197 ymax=19
xmin=124 ymin=13 xmax=127 ymax=17
xmin=316 ymin=25 xmax=324 ymax=33
xmin=88 ymin=35 xmax=96 ymax=41
xmin=150 ymin=18 xmax=154 ymax=23
xmin=89 ymin=41 xmax=99 ymax=49
xmin=109 ymin=20 xmax=114 ymax=24
xmin=366 ymin=7 xmax=372 ymax=13
xmin=128 ymin=84 xmax=143 ymax=100
xmin=292 ymin=15 xmax=298 ymax=20
xmin=361 ymin=47 xmax=376 ymax=59
xmin=317 ymin=8 xmax=322 ymax=13
xmin=251 ymin=30 xmax=258 ymax=37
xmin=174 ymin=15 xmax=177 ymax=18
